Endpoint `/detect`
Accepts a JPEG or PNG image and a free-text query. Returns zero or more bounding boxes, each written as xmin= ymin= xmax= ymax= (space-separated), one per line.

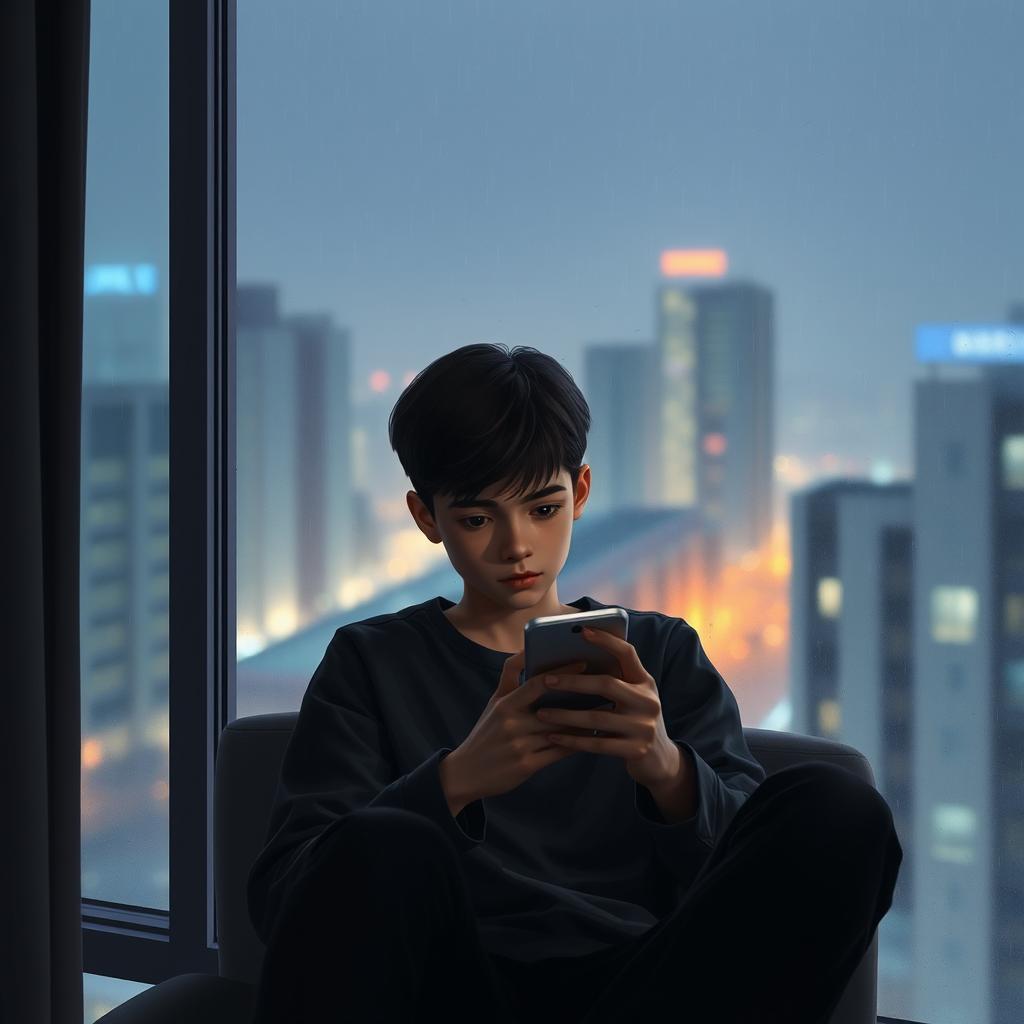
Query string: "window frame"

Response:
xmin=81 ymin=0 xmax=236 ymax=983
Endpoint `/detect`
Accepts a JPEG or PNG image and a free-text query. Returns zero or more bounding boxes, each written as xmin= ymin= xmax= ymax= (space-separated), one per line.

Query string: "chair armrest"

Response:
xmin=93 ymin=973 xmax=255 ymax=1024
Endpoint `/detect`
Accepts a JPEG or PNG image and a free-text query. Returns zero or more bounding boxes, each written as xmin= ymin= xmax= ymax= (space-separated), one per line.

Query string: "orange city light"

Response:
xmin=660 ymin=249 xmax=728 ymax=278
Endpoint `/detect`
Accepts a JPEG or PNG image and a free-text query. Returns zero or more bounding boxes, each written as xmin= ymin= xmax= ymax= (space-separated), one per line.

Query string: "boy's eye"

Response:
xmin=460 ymin=504 xmax=563 ymax=530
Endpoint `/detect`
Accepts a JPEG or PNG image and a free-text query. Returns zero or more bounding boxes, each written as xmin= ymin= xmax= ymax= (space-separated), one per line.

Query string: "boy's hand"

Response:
xmin=529 ymin=626 xmax=681 ymax=793
xmin=441 ymin=649 xmax=590 ymax=811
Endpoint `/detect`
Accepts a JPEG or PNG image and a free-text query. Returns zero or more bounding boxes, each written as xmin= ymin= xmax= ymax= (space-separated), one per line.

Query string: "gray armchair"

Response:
xmin=97 ymin=716 xmax=880 ymax=1024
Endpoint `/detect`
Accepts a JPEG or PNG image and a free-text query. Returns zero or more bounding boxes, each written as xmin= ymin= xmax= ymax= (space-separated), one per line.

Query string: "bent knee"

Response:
xmin=779 ymin=761 xmax=894 ymax=834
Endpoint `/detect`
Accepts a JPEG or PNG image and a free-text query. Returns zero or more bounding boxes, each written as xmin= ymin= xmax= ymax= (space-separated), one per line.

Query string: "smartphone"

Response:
xmin=518 ymin=607 xmax=629 ymax=711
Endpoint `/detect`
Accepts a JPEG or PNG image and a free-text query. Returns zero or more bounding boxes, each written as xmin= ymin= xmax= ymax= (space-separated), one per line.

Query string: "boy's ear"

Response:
xmin=573 ymin=464 xmax=591 ymax=518
xmin=407 ymin=490 xmax=442 ymax=543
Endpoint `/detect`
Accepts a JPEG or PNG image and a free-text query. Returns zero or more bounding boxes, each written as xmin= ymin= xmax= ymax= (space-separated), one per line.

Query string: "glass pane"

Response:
xmin=236 ymin=4 xmax=1024 ymax=1021
xmin=81 ymin=0 xmax=169 ymax=910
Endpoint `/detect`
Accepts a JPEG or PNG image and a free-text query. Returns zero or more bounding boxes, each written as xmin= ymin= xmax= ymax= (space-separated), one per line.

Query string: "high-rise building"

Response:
xmin=789 ymin=480 xmax=912 ymax=747
xmin=911 ymin=361 xmax=1024 ymax=1024
xmin=236 ymin=285 xmax=301 ymax=647
xmin=789 ymin=478 xmax=916 ymax=1009
xmin=235 ymin=284 xmax=356 ymax=646
xmin=656 ymin=276 xmax=774 ymax=559
xmin=288 ymin=312 xmax=354 ymax=619
xmin=582 ymin=342 xmax=660 ymax=519
xmin=80 ymin=262 xmax=169 ymax=754
xmin=655 ymin=284 xmax=700 ymax=508
xmin=693 ymin=282 xmax=774 ymax=557
xmin=80 ymin=382 xmax=169 ymax=750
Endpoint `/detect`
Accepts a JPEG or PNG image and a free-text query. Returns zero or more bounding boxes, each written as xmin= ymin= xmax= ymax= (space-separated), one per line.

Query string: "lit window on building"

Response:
xmin=930 ymin=586 xmax=978 ymax=644
xmin=1005 ymin=594 xmax=1024 ymax=637
xmin=90 ymin=622 xmax=127 ymax=657
xmin=90 ymin=582 xmax=127 ymax=615
xmin=931 ymin=803 xmax=976 ymax=865
xmin=149 ymin=535 xmax=170 ymax=561
xmin=146 ymin=495 xmax=169 ymax=522
xmin=817 ymin=698 xmax=841 ymax=734
xmin=817 ymin=577 xmax=842 ymax=618
xmin=1002 ymin=435 xmax=1024 ymax=489
xmin=87 ymin=456 xmax=127 ymax=486
xmin=89 ymin=539 xmax=128 ymax=571
xmin=89 ymin=664 xmax=127 ymax=697
xmin=86 ymin=498 xmax=127 ymax=529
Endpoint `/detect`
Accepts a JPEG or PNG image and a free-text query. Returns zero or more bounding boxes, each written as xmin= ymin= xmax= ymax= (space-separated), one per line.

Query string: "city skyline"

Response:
xmin=84 ymin=1 xmax=1024 ymax=480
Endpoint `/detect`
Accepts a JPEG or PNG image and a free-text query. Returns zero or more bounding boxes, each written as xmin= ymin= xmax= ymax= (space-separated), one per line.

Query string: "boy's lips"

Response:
xmin=501 ymin=571 xmax=541 ymax=581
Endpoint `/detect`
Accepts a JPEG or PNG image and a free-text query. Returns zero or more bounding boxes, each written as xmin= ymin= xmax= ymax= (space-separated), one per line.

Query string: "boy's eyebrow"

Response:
xmin=447 ymin=484 xmax=567 ymax=509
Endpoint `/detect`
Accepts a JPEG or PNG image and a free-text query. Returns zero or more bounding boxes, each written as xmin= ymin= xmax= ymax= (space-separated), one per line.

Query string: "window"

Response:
xmin=817 ymin=698 xmax=841 ymax=735
xmin=80 ymin=0 xmax=221 ymax=1001
xmin=817 ymin=577 xmax=842 ymax=618
xmin=81 ymin=0 xmax=169 ymax=914
xmin=69 ymin=2 xmax=1018 ymax=1021
xmin=1003 ymin=435 xmax=1024 ymax=489
xmin=931 ymin=803 xmax=977 ymax=866
xmin=1005 ymin=594 xmax=1024 ymax=637
xmin=931 ymin=586 xmax=979 ymax=644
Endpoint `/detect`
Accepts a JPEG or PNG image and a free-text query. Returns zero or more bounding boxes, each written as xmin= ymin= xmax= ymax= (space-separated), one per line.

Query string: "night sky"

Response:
xmin=86 ymin=0 xmax=1024 ymax=477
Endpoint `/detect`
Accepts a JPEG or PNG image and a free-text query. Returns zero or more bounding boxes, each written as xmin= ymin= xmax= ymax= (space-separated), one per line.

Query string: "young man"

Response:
xmin=247 ymin=344 xmax=902 ymax=1023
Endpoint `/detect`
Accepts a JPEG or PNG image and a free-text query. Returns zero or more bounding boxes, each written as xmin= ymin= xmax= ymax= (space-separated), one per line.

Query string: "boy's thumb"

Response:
xmin=494 ymin=648 xmax=526 ymax=699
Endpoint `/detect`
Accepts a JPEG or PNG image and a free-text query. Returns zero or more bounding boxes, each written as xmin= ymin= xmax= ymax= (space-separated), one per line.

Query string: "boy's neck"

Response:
xmin=443 ymin=594 xmax=579 ymax=654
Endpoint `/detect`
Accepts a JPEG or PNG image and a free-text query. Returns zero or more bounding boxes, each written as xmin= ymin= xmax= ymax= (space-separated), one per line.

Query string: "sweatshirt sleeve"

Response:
xmin=246 ymin=629 xmax=486 ymax=943
xmin=632 ymin=621 xmax=767 ymax=889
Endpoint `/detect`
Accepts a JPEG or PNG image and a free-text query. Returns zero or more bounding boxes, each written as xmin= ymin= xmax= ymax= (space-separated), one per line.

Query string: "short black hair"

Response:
xmin=388 ymin=343 xmax=591 ymax=520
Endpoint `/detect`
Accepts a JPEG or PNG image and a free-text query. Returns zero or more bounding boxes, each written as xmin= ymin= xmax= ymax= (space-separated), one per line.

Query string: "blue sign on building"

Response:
xmin=84 ymin=264 xmax=159 ymax=297
xmin=916 ymin=324 xmax=1024 ymax=364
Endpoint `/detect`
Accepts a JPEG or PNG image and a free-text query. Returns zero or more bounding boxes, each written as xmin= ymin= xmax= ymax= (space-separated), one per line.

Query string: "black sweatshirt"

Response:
xmin=246 ymin=594 xmax=767 ymax=962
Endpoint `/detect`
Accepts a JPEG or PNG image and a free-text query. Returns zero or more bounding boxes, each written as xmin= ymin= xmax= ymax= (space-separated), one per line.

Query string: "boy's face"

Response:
xmin=407 ymin=465 xmax=591 ymax=608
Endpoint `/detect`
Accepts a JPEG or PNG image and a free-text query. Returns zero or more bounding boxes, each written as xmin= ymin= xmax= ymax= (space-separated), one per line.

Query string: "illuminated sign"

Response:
xmin=660 ymin=249 xmax=728 ymax=278
xmin=84 ymin=264 xmax=159 ymax=296
xmin=916 ymin=324 xmax=1024 ymax=364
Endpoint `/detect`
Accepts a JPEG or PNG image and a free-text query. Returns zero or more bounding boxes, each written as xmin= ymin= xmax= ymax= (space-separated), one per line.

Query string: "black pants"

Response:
xmin=250 ymin=760 xmax=903 ymax=1024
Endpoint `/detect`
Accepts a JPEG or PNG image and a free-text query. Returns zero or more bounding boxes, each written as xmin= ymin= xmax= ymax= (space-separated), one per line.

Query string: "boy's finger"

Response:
xmin=516 ymin=660 xmax=587 ymax=703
